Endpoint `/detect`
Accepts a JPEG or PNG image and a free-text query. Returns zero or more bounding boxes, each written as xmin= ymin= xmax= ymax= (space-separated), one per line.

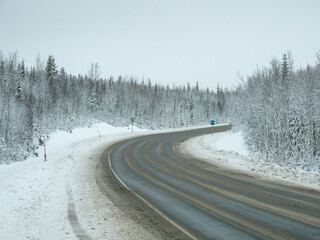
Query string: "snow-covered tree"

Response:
xmin=237 ymin=52 xmax=320 ymax=171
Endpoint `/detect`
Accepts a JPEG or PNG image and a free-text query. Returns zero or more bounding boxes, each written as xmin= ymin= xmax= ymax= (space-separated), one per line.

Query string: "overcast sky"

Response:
xmin=1 ymin=0 xmax=320 ymax=90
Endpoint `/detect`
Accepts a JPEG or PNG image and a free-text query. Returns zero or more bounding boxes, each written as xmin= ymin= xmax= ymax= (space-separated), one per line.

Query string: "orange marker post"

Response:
xmin=44 ymin=139 xmax=47 ymax=161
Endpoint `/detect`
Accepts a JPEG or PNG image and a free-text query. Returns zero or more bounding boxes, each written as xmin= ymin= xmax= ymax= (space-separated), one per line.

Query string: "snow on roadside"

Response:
xmin=183 ymin=130 xmax=320 ymax=191
xmin=0 ymin=123 xmax=153 ymax=240
xmin=3 ymin=124 xmax=318 ymax=240
xmin=0 ymin=123 xmax=209 ymax=240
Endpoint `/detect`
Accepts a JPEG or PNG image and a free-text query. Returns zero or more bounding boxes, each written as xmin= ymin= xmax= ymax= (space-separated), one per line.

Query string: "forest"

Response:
xmin=0 ymin=51 xmax=233 ymax=164
xmin=0 ymin=50 xmax=319 ymax=172
xmin=236 ymin=52 xmax=320 ymax=171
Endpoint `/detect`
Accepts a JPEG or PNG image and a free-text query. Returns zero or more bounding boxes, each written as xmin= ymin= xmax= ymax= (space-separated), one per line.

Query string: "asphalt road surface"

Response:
xmin=105 ymin=125 xmax=320 ymax=240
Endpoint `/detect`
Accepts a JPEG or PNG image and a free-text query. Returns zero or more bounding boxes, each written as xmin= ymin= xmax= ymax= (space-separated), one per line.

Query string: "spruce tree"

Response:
xmin=45 ymin=55 xmax=58 ymax=105
xmin=45 ymin=55 xmax=58 ymax=82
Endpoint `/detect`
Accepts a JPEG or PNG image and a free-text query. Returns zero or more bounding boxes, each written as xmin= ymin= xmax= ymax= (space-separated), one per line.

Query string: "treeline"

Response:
xmin=0 ymin=51 xmax=234 ymax=163
xmin=2 ymin=50 xmax=319 ymax=171
xmin=237 ymin=52 xmax=320 ymax=171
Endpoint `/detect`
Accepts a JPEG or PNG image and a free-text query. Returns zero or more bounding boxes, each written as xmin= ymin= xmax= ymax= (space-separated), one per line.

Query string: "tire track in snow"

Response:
xmin=66 ymin=181 xmax=92 ymax=240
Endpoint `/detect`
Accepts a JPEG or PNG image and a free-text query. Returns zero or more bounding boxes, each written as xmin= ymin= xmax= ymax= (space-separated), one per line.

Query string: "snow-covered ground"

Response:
xmin=182 ymin=130 xmax=320 ymax=191
xmin=1 ymin=124 xmax=319 ymax=240
xmin=0 ymin=123 xmax=155 ymax=240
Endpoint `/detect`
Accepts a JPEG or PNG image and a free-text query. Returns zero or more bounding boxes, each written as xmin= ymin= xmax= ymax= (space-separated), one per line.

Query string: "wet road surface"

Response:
xmin=106 ymin=125 xmax=320 ymax=239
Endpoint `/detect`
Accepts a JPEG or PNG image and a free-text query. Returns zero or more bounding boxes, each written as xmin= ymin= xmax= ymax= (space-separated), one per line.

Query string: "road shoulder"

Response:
xmin=178 ymin=131 xmax=320 ymax=193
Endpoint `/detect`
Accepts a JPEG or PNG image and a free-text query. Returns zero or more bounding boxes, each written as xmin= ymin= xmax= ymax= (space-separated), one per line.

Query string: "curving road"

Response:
xmin=104 ymin=125 xmax=320 ymax=240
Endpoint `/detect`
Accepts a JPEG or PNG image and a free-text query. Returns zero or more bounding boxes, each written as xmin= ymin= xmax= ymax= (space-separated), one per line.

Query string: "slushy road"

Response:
xmin=103 ymin=125 xmax=320 ymax=239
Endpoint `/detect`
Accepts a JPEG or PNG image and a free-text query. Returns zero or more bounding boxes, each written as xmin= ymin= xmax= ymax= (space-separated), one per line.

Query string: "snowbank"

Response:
xmin=0 ymin=123 xmax=153 ymax=240
xmin=182 ymin=131 xmax=320 ymax=191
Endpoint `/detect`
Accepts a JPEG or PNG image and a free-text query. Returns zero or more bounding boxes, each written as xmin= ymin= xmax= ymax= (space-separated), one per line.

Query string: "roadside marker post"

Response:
xmin=130 ymin=117 xmax=135 ymax=133
xmin=44 ymin=139 xmax=47 ymax=162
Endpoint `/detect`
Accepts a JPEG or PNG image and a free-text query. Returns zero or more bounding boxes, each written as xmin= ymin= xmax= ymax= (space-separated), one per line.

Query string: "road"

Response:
xmin=102 ymin=125 xmax=320 ymax=240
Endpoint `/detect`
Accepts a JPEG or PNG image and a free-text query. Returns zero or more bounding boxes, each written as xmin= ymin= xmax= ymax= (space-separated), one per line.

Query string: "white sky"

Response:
xmin=1 ymin=0 xmax=320 ymax=90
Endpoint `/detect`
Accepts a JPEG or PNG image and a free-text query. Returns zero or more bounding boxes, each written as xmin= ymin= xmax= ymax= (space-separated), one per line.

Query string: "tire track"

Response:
xmin=95 ymin=143 xmax=193 ymax=240
xmin=66 ymin=182 xmax=92 ymax=240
